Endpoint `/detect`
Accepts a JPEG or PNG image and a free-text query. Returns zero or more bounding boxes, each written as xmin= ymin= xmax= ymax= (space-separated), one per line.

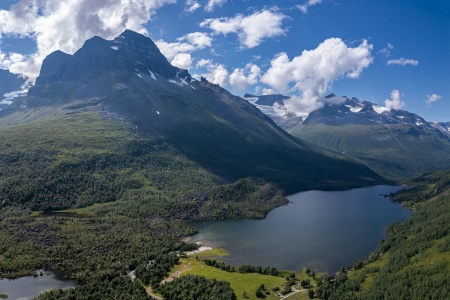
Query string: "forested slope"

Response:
xmin=316 ymin=171 xmax=450 ymax=300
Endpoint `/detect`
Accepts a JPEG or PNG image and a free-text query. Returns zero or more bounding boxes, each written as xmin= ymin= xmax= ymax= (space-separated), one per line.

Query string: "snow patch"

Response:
xmin=156 ymin=111 xmax=160 ymax=115
xmin=373 ymin=105 xmax=390 ymax=114
xmin=345 ymin=105 xmax=363 ymax=113
xmin=180 ymin=78 xmax=189 ymax=86
xmin=148 ymin=69 xmax=156 ymax=80
xmin=0 ymin=99 xmax=13 ymax=105
xmin=111 ymin=46 xmax=119 ymax=51
xmin=136 ymin=73 xmax=142 ymax=78
xmin=169 ymin=79 xmax=183 ymax=87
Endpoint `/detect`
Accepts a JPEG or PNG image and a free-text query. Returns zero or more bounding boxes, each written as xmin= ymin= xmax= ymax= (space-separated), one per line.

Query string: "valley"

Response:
xmin=0 ymin=29 xmax=448 ymax=300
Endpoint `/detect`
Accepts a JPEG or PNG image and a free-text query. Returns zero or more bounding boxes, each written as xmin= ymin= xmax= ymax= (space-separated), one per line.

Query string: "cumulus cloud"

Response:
xmin=387 ymin=57 xmax=419 ymax=66
xmin=195 ymin=59 xmax=229 ymax=87
xmin=171 ymin=53 xmax=193 ymax=69
xmin=297 ymin=0 xmax=323 ymax=14
xmin=200 ymin=9 xmax=287 ymax=49
xmin=185 ymin=0 xmax=201 ymax=13
xmin=424 ymin=93 xmax=442 ymax=107
xmin=384 ymin=89 xmax=405 ymax=109
xmin=0 ymin=0 xmax=176 ymax=82
xmin=155 ymin=32 xmax=212 ymax=60
xmin=205 ymin=0 xmax=227 ymax=12
xmin=229 ymin=64 xmax=261 ymax=93
xmin=262 ymin=38 xmax=373 ymax=114
xmin=0 ymin=50 xmax=26 ymax=71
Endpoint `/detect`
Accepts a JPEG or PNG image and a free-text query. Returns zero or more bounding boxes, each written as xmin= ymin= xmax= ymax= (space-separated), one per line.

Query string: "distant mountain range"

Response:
xmin=246 ymin=94 xmax=450 ymax=178
xmin=243 ymin=94 xmax=303 ymax=130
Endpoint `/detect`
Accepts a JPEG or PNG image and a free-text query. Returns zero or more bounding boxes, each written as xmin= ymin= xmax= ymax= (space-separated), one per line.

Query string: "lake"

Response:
xmin=0 ymin=269 xmax=76 ymax=300
xmin=190 ymin=185 xmax=411 ymax=274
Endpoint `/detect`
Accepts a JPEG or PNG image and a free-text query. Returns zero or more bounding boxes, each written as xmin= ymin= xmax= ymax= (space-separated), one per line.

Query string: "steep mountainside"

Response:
xmin=431 ymin=122 xmax=450 ymax=137
xmin=0 ymin=30 xmax=382 ymax=199
xmin=284 ymin=97 xmax=450 ymax=178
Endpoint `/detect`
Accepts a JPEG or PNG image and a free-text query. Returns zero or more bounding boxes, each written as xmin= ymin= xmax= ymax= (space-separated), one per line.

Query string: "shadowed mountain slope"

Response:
xmin=1 ymin=31 xmax=383 ymax=202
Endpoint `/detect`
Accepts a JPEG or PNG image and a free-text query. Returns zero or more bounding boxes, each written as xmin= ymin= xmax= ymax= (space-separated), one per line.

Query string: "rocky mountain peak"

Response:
xmin=32 ymin=30 xmax=183 ymax=90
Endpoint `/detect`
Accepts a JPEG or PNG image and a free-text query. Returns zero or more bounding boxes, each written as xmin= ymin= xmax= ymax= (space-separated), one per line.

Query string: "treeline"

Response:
xmin=202 ymin=258 xmax=280 ymax=276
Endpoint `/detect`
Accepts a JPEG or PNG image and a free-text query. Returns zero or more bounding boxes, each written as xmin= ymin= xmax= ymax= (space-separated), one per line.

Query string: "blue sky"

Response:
xmin=0 ymin=0 xmax=449 ymax=121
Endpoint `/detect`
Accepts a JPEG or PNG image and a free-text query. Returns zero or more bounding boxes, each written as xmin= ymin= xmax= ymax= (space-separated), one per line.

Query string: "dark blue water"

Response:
xmin=190 ymin=185 xmax=411 ymax=274
xmin=0 ymin=269 xmax=76 ymax=300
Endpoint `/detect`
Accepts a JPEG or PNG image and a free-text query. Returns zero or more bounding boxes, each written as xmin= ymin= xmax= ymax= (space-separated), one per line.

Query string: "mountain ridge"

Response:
xmin=244 ymin=94 xmax=450 ymax=178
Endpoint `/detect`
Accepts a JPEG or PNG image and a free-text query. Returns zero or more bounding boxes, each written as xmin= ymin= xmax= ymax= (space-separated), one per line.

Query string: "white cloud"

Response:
xmin=0 ymin=0 xmax=176 ymax=82
xmin=185 ymin=0 xmax=201 ymax=13
xmin=262 ymin=88 xmax=276 ymax=95
xmin=0 ymin=50 xmax=26 ymax=71
xmin=384 ymin=89 xmax=405 ymax=110
xmin=200 ymin=9 xmax=287 ymax=49
xmin=196 ymin=58 xmax=213 ymax=68
xmin=424 ymin=93 xmax=442 ymax=107
xmin=155 ymin=32 xmax=212 ymax=60
xmin=387 ymin=57 xmax=419 ymax=66
xmin=171 ymin=53 xmax=193 ymax=69
xmin=377 ymin=43 xmax=394 ymax=57
xmin=229 ymin=64 xmax=261 ymax=93
xmin=297 ymin=0 xmax=323 ymax=14
xmin=195 ymin=59 xmax=229 ymax=87
xmin=262 ymin=38 xmax=373 ymax=114
xmin=205 ymin=0 xmax=227 ymax=12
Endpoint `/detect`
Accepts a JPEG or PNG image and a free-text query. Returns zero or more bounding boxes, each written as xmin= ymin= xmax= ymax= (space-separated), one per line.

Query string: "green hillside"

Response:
xmin=291 ymin=124 xmax=450 ymax=179
xmin=314 ymin=170 xmax=450 ymax=300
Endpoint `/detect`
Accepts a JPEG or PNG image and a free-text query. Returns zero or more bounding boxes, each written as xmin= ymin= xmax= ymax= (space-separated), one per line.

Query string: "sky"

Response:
xmin=0 ymin=0 xmax=449 ymax=121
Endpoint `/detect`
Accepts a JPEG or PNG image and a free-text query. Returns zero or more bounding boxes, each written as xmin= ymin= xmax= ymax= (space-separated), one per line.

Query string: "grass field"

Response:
xmin=163 ymin=248 xmax=315 ymax=300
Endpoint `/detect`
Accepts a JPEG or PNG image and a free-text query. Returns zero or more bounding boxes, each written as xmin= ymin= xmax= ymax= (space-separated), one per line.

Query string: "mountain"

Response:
xmin=431 ymin=122 xmax=450 ymax=137
xmin=285 ymin=96 xmax=450 ymax=178
xmin=0 ymin=30 xmax=384 ymax=212
xmin=0 ymin=69 xmax=26 ymax=107
xmin=243 ymin=94 xmax=303 ymax=130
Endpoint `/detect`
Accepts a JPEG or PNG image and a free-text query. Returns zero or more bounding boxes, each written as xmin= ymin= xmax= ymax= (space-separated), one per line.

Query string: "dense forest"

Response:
xmin=0 ymin=110 xmax=289 ymax=299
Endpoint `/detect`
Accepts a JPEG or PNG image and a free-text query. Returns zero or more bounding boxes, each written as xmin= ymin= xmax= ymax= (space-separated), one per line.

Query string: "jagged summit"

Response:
xmin=301 ymin=96 xmax=431 ymax=128
xmin=34 ymin=30 xmax=184 ymax=88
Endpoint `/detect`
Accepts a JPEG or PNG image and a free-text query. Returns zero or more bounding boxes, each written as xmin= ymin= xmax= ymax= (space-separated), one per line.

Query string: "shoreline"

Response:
xmin=185 ymin=242 xmax=213 ymax=256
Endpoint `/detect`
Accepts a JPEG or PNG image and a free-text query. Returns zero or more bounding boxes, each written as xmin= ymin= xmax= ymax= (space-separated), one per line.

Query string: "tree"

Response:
xmin=255 ymin=287 xmax=264 ymax=298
